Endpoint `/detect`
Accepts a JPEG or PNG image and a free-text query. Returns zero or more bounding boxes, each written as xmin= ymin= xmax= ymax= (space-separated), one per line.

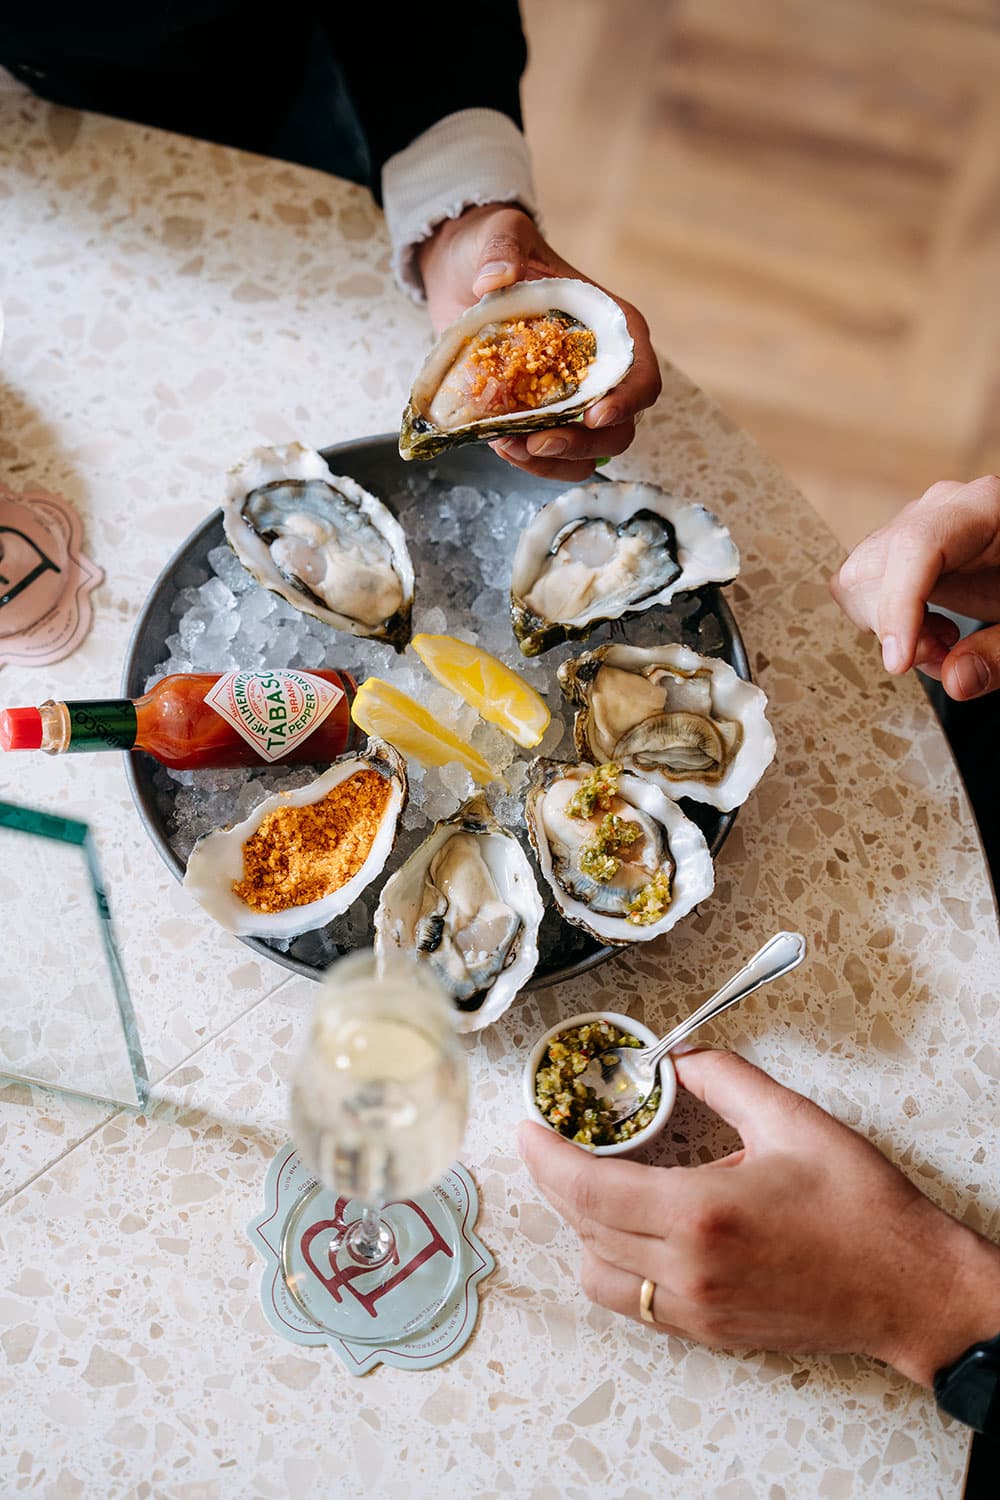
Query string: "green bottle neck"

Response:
xmin=64 ymin=700 xmax=138 ymax=752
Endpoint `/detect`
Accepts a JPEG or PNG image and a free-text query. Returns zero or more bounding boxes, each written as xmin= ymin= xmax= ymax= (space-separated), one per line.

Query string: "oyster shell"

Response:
xmin=559 ymin=643 xmax=775 ymax=811
xmin=524 ymin=760 xmax=714 ymax=945
xmin=400 ymin=278 xmax=634 ymax=460
xmin=510 ymin=480 xmax=740 ymax=656
xmin=183 ymin=741 xmax=407 ymax=938
xmin=374 ymin=794 xmax=543 ymax=1033
xmin=223 ymin=443 xmax=415 ymax=651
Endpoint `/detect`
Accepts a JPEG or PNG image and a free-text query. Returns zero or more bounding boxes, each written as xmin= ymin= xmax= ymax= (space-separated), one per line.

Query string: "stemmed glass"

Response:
xmin=281 ymin=950 xmax=469 ymax=1344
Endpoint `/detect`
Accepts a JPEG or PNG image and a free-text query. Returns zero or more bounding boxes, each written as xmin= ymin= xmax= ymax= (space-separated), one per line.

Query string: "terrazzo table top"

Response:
xmin=2 ymin=95 xmax=998 ymax=1500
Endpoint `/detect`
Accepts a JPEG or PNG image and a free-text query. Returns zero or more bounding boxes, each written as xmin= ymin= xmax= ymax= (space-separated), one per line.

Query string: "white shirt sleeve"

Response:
xmin=381 ymin=107 xmax=538 ymax=304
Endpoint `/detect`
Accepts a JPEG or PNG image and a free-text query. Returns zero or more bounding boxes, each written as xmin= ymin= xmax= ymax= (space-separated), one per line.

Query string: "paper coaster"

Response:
xmin=249 ymin=1145 xmax=494 ymax=1375
xmin=0 ymin=484 xmax=103 ymax=667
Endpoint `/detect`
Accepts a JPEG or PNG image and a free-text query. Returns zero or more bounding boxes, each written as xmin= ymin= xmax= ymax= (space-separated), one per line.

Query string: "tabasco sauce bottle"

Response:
xmin=0 ymin=669 xmax=361 ymax=771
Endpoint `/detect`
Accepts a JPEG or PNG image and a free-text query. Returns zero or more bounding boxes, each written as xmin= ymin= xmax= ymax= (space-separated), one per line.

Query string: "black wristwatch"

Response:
xmin=934 ymin=1333 xmax=1000 ymax=1434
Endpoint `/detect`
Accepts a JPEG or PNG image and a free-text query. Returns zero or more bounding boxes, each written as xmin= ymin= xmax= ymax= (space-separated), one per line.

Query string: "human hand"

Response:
xmin=417 ymin=204 xmax=661 ymax=482
xmin=829 ymin=474 xmax=1000 ymax=699
xmin=518 ymin=1049 xmax=1000 ymax=1386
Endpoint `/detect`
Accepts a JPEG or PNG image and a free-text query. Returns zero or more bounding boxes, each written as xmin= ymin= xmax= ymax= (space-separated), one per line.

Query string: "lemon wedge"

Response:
xmin=351 ymin=678 xmax=496 ymax=785
xmin=411 ymin=634 xmax=551 ymax=749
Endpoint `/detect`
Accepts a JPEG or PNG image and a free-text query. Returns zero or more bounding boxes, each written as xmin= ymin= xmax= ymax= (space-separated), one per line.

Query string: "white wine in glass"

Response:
xmin=282 ymin=950 xmax=469 ymax=1344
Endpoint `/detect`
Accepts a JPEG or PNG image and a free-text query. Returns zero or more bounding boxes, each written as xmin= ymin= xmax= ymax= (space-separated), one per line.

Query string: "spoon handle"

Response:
xmin=643 ymin=932 xmax=807 ymax=1072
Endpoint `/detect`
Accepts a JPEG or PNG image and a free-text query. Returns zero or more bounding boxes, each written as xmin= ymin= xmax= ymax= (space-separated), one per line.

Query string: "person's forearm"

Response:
xmin=875 ymin=1197 xmax=1000 ymax=1388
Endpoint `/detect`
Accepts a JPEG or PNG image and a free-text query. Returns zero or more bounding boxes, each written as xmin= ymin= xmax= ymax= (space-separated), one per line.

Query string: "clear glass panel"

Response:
xmin=0 ymin=802 xmax=149 ymax=1109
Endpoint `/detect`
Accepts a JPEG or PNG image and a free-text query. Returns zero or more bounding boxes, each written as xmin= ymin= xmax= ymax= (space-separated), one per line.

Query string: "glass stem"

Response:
xmin=347 ymin=1202 xmax=394 ymax=1265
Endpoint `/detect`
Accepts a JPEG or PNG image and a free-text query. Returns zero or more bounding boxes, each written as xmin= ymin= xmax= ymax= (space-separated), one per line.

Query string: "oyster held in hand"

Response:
xmin=223 ymin=443 xmax=415 ymax=650
xmin=510 ymin=480 xmax=739 ymax=656
xmin=559 ymin=643 xmax=775 ymax=812
xmin=400 ymin=278 xmax=633 ymax=460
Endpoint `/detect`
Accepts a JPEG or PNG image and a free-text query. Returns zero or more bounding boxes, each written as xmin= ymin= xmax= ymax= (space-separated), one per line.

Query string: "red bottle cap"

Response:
xmin=0 ymin=707 xmax=44 ymax=751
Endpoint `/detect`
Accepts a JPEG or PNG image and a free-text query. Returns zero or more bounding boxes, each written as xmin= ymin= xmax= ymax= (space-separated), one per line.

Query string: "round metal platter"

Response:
xmin=122 ymin=433 xmax=749 ymax=989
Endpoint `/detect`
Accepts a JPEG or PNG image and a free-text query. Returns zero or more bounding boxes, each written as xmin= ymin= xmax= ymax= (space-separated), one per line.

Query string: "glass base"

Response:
xmin=279 ymin=1182 xmax=463 ymax=1344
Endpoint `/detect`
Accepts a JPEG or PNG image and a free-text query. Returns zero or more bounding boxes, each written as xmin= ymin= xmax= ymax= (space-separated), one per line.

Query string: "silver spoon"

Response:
xmin=577 ymin=931 xmax=807 ymax=1125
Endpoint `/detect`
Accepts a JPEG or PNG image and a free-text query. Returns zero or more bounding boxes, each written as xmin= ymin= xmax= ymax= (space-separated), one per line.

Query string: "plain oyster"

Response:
xmin=399 ymin=278 xmax=633 ymax=460
xmin=223 ymin=442 xmax=415 ymax=651
xmin=524 ymin=760 xmax=714 ymax=945
xmin=374 ymin=794 xmax=543 ymax=1032
xmin=558 ymin=643 xmax=775 ymax=812
xmin=183 ymin=740 xmax=407 ymax=939
xmin=510 ymin=480 xmax=739 ymax=656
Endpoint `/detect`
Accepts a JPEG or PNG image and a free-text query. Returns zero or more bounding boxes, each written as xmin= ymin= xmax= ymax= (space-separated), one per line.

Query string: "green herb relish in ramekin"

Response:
xmin=534 ymin=1018 xmax=661 ymax=1147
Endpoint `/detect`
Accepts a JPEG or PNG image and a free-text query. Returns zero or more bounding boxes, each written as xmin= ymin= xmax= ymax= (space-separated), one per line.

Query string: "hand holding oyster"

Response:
xmin=413 ymin=204 xmax=662 ymax=481
xmin=400 ymin=277 xmax=635 ymax=462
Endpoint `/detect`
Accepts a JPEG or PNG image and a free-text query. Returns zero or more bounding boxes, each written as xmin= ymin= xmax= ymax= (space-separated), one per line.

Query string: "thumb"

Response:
xmin=941 ymin=622 xmax=1000 ymax=700
xmin=673 ymin=1048 xmax=818 ymax=1147
xmin=471 ymin=208 xmax=534 ymax=298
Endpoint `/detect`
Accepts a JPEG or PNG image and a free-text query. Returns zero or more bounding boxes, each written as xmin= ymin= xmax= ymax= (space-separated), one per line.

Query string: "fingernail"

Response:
xmin=528 ymin=434 xmax=568 ymax=458
xmin=954 ymin=653 xmax=989 ymax=698
xmin=882 ymin=636 xmax=902 ymax=673
xmin=475 ymin=261 xmax=512 ymax=286
xmin=590 ymin=403 xmax=621 ymax=430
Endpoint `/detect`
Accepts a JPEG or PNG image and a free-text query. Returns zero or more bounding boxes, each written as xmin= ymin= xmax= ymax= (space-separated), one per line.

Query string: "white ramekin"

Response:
xmin=522 ymin=1010 xmax=676 ymax=1156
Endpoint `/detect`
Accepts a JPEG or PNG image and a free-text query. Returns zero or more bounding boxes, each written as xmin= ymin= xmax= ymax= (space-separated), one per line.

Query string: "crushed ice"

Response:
xmin=147 ymin=471 xmax=730 ymax=974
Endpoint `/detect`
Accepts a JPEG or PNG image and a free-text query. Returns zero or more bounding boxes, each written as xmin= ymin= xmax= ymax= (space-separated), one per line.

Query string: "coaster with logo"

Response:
xmin=0 ymin=484 xmax=103 ymax=668
xmin=249 ymin=1145 xmax=494 ymax=1375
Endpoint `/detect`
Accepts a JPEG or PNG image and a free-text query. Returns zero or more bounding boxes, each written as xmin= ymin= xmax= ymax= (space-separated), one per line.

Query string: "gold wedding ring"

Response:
xmin=639 ymin=1278 xmax=657 ymax=1324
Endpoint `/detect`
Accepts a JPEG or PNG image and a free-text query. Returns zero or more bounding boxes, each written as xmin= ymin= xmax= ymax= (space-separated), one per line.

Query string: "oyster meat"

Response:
xmin=223 ymin=443 xmax=415 ymax=650
xmin=559 ymin=643 xmax=775 ymax=811
xmin=375 ymin=795 xmax=543 ymax=1032
xmin=183 ymin=741 xmax=407 ymax=939
xmin=525 ymin=760 xmax=714 ymax=945
xmin=400 ymin=278 xmax=633 ymax=460
xmin=510 ymin=480 xmax=739 ymax=656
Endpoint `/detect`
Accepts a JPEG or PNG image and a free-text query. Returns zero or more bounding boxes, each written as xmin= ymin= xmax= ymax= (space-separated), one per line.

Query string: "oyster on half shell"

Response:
xmin=183 ymin=740 xmax=407 ymax=939
xmin=558 ymin=643 xmax=775 ymax=812
xmin=524 ymin=760 xmax=714 ymax=945
xmin=510 ymin=481 xmax=739 ymax=656
xmin=374 ymin=794 xmax=543 ymax=1032
xmin=400 ymin=278 xmax=634 ymax=460
xmin=223 ymin=443 xmax=415 ymax=651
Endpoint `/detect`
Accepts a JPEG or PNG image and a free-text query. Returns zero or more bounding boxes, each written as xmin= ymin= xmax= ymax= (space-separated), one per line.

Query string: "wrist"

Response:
xmin=876 ymin=1200 xmax=1000 ymax=1387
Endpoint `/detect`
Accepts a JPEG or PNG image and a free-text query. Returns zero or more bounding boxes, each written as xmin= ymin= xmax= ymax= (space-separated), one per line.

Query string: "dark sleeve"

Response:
xmin=325 ymin=1 xmax=528 ymax=196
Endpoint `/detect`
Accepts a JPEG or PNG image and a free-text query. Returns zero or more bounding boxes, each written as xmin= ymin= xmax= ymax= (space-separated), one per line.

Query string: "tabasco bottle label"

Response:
xmin=203 ymin=670 xmax=344 ymax=763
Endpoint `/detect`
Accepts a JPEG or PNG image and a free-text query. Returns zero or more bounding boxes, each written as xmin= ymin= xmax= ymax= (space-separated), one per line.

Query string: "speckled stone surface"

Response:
xmin=2 ymin=97 xmax=998 ymax=1500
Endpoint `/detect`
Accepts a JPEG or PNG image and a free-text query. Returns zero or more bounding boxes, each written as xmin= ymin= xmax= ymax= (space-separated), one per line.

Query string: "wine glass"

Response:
xmin=280 ymin=949 xmax=469 ymax=1344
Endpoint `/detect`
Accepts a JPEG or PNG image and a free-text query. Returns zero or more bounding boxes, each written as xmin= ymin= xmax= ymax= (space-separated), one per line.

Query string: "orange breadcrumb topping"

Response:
xmin=466 ymin=314 xmax=597 ymax=415
xmin=233 ymin=769 xmax=391 ymax=913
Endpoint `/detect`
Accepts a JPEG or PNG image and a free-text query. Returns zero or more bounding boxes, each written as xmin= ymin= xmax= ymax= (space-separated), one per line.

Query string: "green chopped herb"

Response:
xmin=565 ymin=763 xmax=621 ymax=819
xmin=578 ymin=810 xmax=644 ymax=883
xmin=534 ymin=1019 xmax=661 ymax=1147
xmin=626 ymin=866 xmax=673 ymax=925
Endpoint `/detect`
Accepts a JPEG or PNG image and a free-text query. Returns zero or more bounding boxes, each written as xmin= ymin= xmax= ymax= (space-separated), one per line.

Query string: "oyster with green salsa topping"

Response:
xmin=524 ymin=760 xmax=714 ymax=945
